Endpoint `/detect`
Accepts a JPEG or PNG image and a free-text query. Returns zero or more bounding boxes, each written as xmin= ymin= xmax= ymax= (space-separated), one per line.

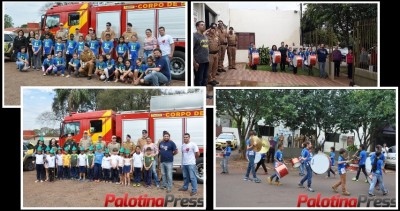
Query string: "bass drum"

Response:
xmin=310 ymin=153 xmax=330 ymax=174
xmin=254 ymin=152 xmax=262 ymax=164
xmin=365 ymin=156 xmax=372 ymax=173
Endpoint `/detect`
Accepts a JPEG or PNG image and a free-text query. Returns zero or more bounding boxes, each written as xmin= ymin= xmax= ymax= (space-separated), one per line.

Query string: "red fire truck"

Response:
xmin=41 ymin=2 xmax=186 ymax=80
xmin=58 ymin=93 xmax=204 ymax=183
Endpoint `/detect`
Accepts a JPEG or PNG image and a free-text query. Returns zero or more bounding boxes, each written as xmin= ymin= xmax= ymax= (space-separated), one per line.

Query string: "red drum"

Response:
xmin=216 ymin=153 xmax=224 ymax=158
xmin=273 ymin=51 xmax=281 ymax=63
xmin=252 ymin=53 xmax=260 ymax=65
xmin=293 ymin=55 xmax=303 ymax=67
xmin=275 ymin=164 xmax=289 ymax=179
xmin=308 ymin=55 xmax=317 ymax=66
xmin=291 ymin=158 xmax=301 ymax=168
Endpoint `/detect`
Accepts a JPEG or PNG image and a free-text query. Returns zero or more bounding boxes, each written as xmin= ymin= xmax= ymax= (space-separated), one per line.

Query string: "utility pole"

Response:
xmin=300 ymin=3 xmax=303 ymax=45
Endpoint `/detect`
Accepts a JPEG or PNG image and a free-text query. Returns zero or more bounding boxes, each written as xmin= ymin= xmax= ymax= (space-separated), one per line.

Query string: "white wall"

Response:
xmin=230 ymin=9 xmax=301 ymax=63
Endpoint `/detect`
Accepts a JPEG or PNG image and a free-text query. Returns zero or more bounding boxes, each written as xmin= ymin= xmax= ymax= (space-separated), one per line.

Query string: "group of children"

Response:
xmin=34 ymin=144 xmax=156 ymax=188
xmin=16 ymin=34 xmax=156 ymax=85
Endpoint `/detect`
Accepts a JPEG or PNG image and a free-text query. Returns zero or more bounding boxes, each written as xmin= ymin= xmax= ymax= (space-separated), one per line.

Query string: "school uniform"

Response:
xmin=102 ymin=156 xmax=111 ymax=182
xmin=35 ymin=154 xmax=45 ymax=181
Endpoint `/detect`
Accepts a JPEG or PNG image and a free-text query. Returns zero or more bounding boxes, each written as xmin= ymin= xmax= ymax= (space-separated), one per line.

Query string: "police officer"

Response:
xmin=78 ymin=43 xmax=96 ymax=80
xmin=227 ymin=27 xmax=237 ymax=70
xmin=217 ymin=20 xmax=228 ymax=72
xmin=206 ymin=23 xmax=219 ymax=86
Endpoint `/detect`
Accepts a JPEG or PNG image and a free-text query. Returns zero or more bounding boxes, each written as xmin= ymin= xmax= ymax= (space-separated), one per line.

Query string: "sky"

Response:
xmin=3 ymin=2 xmax=46 ymax=27
xmin=229 ymin=2 xmax=302 ymax=11
xmin=23 ymin=88 xmax=55 ymax=130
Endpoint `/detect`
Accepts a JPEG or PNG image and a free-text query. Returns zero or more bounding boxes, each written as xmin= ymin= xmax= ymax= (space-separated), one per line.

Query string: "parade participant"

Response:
xmin=178 ymin=133 xmax=199 ymax=196
xmin=128 ymin=35 xmax=140 ymax=66
xmin=46 ymin=149 xmax=56 ymax=182
xmin=132 ymin=146 xmax=143 ymax=187
xmin=270 ymin=45 xmax=278 ymax=72
xmin=70 ymin=146 xmax=79 ymax=180
xmin=89 ymin=33 xmax=100 ymax=57
xmin=298 ymin=141 xmax=315 ymax=192
xmin=346 ymin=49 xmax=354 ymax=79
xmin=123 ymin=150 xmax=132 ymax=186
xmin=93 ymin=145 xmax=104 ymax=182
xmin=193 ymin=21 xmax=209 ymax=87
xmin=62 ymin=146 xmax=71 ymax=179
xmin=268 ymin=143 xmax=286 ymax=185
xmin=56 ymin=147 xmax=63 ymax=180
xmin=368 ymin=151 xmax=388 ymax=196
xmin=290 ymin=49 xmax=298 ymax=74
xmin=117 ymin=148 xmax=125 ymax=184
xmin=102 ymin=149 xmax=112 ymax=183
xmin=31 ymin=33 xmax=42 ymax=71
xmin=113 ymin=56 xmax=125 ymax=82
xmin=243 ymin=130 xmax=261 ymax=182
xmin=52 ymin=51 xmax=66 ymax=76
xmin=78 ymin=146 xmax=87 ymax=181
xmin=101 ymin=34 xmax=114 ymax=56
xmin=327 ymin=147 xmax=336 ymax=178
xmin=116 ymin=36 xmax=128 ymax=59
xmin=352 ymin=144 xmax=369 ymax=182
xmin=78 ymin=43 xmax=96 ymax=80
xmin=76 ymin=36 xmax=85 ymax=58
xmin=206 ymin=23 xmax=219 ymax=86
xmin=227 ymin=27 xmax=237 ymax=70
xmin=143 ymin=147 xmax=154 ymax=188
xmin=255 ymin=147 xmax=268 ymax=175
xmin=332 ymin=148 xmax=351 ymax=195
xmin=95 ymin=55 xmax=107 ymax=80
xmin=120 ymin=60 xmax=134 ymax=83
xmin=86 ymin=146 xmax=94 ymax=181
xmin=298 ymin=48 xmax=306 ymax=72
xmin=304 ymin=47 xmax=315 ymax=76
xmin=278 ymin=42 xmax=288 ymax=71
xmin=317 ymin=44 xmax=329 ymax=78
xmin=217 ymin=20 xmax=228 ymax=72
xmin=221 ymin=141 xmax=231 ymax=174
xmin=103 ymin=54 xmax=115 ymax=82
xmin=267 ymin=136 xmax=275 ymax=163
xmin=249 ymin=44 xmax=259 ymax=70
xmin=110 ymin=148 xmax=120 ymax=184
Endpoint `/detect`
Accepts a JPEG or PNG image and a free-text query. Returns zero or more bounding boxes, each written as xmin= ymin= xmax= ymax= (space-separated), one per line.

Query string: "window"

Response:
xmin=4 ymin=34 xmax=15 ymax=42
xmin=68 ymin=13 xmax=80 ymax=26
xmin=236 ymin=32 xmax=255 ymax=50
xmin=46 ymin=15 xmax=60 ymax=29
xmin=259 ymin=126 xmax=274 ymax=136
xmin=63 ymin=122 xmax=80 ymax=136
xmin=158 ymin=8 xmax=185 ymax=39
xmin=96 ymin=11 xmax=121 ymax=39
xmin=90 ymin=120 xmax=102 ymax=133
xmin=122 ymin=119 xmax=148 ymax=142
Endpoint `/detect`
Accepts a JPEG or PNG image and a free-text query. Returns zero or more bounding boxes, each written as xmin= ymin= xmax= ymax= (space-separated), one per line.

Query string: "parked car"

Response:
xmin=4 ymin=31 xmax=17 ymax=61
xmin=23 ymin=141 xmax=35 ymax=171
xmin=385 ymin=145 xmax=396 ymax=169
xmin=216 ymin=133 xmax=238 ymax=150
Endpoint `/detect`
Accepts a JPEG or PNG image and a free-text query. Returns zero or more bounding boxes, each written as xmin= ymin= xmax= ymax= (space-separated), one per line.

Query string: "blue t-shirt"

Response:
xmin=32 ymin=39 xmax=42 ymax=52
xmin=374 ymin=159 xmax=383 ymax=175
xmin=116 ymin=43 xmax=127 ymax=56
xmin=94 ymin=151 xmax=104 ymax=164
xmin=136 ymin=64 xmax=148 ymax=73
xmin=53 ymin=57 xmax=65 ymax=66
xmin=370 ymin=152 xmax=385 ymax=162
xmin=317 ymin=48 xmax=328 ymax=62
xmin=102 ymin=40 xmax=114 ymax=54
xmin=298 ymin=51 xmax=305 ymax=60
xmin=66 ymin=40 xmax=77 ymax=55
xmin=69 ymin=58 xmax=80 ymax=68
xmin=155 ymin=56 xmax=171 ymax=80
xmin=128 ymin=42 xmax=141 ymax=60
xmin=106 ymin=59 xmax=115 ymax=69
xmin=17 ymin=52 xmax=29 ymax=61
xmin=330 ymin=151 xmax=335 ymax=166
xmin=77 ymin=42 xmax=85 ymax=55
xmin=275 ymin=149 xmax=283 ymax=167
xmin=288 ymin=51 xmax=294 ymax=60
xmin=338 ymin=155 xmax=346 ymax=175
xmin=115 ymin=62 xmax=125 ymax=70
xmin=224 ymin=146 xmax=231 ymax=157
xmin=274 ymin=135 xmax=279 ymax=142
xmin=159 ymin=140 xmax=177 ymax=163
xmin=42 ymin=58 xmax=53 ymax=67
xmin=43 ymin=39 xmax=53 ymax=54
xmin=301 ymin=148 xmax=311 ymax=163
xmin=359 ymin=150 xmax=367 ymax=165
xmin=54 ymin=42 xmax=65 ymax=53
xmin=96 ymin=61 xmax=107 ymax=70
xmin=89 ymin=40 xmax=100 ymax=56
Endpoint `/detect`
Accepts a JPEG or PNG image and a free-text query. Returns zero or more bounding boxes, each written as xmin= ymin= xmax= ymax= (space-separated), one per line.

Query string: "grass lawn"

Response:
xmin=246 ymin=64 xmax=349 ymax=77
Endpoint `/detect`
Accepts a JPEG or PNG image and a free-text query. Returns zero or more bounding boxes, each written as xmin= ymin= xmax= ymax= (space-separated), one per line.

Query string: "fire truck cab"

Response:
xmin=41 ymin=2 xmax=186 ymax=80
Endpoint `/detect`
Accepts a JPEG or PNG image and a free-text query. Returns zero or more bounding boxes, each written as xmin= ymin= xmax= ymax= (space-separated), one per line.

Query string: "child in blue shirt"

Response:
xmin=104 ymin=54 xmax=115 ymax=82
xmin=221 ymin=141 xmax=231 ymax=174
xmin=298 ymin=141 xmax=314 ymax=192
xmin=102 ymin=34 xmax=114 ymax=55
xmin=42 ymin=54 xmax=54 ymax=75
xmin=353 ymin=144 xmax=369 ymax=182
xmin=128 ymin=35 xmax=141 ymax=65
xmin=68 ymin=53 xmax=80 ymax=78
xmin=332 ymin=148 xmax=351 ymax=195
xmin=32 ymin=33 xmax=42 ymax=70
xmin=16 ymin=47 xmax=29 ymax=71
xmin=77 ymin=36 xmax=85 ymax=57
xmin=42 ymin=34 xmax=53 ymax=59
xmin=93 ymin=145 xmax=104 ymax=182
xmin=52 ymin=51 xmax=66 ymax=76
xmin=89 ymin=37 xmax=100 ymax=57
xmin=54 ymin=37 xmax=65 ymax=55
xmin=95 ymin=55 xmax=107 ymax=80
xmin=133 ymin=58 xmax=147 ymax=85
xmin=66 ymin=34 xmax=77 ymax=69
xmin=327 ymin=147 xmax=336 ymax=178
xmin=269 ymin=143 xmax=286 ymax=185
xmin=368 ymin=151 xmax=388 ymax=196
xmin=116 ymin=36 xmax=127 ymax=59
xmin=113 ymin=56 xmax=125 ymax=82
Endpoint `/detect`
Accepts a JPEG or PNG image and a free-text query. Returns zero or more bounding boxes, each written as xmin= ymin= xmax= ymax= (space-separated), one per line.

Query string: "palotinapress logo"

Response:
xmin=104 ymin=193 xmax=204 ymax=207
xmin=297 ymin=193 xmax=396 ymax=207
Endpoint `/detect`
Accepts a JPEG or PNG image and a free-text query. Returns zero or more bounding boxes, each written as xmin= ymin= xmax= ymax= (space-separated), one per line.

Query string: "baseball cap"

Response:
xmin=112 ymin=135 xmax=117 ymax=139
xmin=59 ymin=23 xmax=63 ymax=26
xmin=83 ymin=130 xmax=88 ymax=134
xmin=89 ymin=27 xmax=94 ymax=30
xmin=98 ymin=135 xmax=102 ymax=138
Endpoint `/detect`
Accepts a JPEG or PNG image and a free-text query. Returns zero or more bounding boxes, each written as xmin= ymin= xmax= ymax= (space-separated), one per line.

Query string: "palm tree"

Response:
xmin=52 ymin=89 xmax=94 ymax=117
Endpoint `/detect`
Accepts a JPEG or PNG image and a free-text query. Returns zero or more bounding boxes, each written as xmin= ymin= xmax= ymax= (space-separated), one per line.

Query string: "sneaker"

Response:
xmin=178 ymin=188 xmax=188 ymax=191
xmin=190 ymin=192 xmax=197 ymax=196
xmin=132 ymin=183 xmax=137 ymax=187
xmin=40 ymin=180 xmax=44 ymax=183
xmin=243 ymin=177 xmax=249 ymax=181
xmin=268 ymin=177 xmax=272 ymax=185
xmin=308 ymin=187 xmax=315 ymax=192
xmin=87 ymin=76 xmax=92 ymax=80
xmin=383 ymin=191 xmax=388 ymax=196
xmin=332 ymin=186 xmax=338 ymax=193
xmin=365 ymin=179 xmax=368 ymax=183
xmin=342 ymin=191 xmax=351 ymax=196
xmin=254 ymin=178 xmax=261 ymax=183
xmin=43 ymin=73 xmax=46 ymax=76
xmin=156 ymin=185 xmax=160 ymax=189
xmin=368 ymin=193 xmax=375 ymax=197
xmin=61 ymin=74 xmax=65 ymax=77
xmin=352 ymin=177 xmax=358 ymax=181
xmin=136 ymin=183 xmax=141 ymax=187
xmin=66 ymin=75 xmax=70 ymax=78
xmin=298 ymin=183 xmax=305 ymax=188
xmin=275 ymin=181 xmax=281 ymax=186
xmin=35 ymin=180 xmax=39 ymax=183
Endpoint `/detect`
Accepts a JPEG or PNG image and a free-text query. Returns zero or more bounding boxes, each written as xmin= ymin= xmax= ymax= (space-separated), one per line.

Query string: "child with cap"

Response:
xmin=47 ymin=149 xmax=56 ymax=182
xmin=86 ymin=145 xmax=94 ymax=181
xmin=78 ymin=146 xmax=87 ymax=181
xmin=110 ymin=148 xmax=120 ymax=183
xmin=133 ymin=146 xmax=143 ymax=187
xmin=56 ymin=147 xmax=63 ymax=180
xmin=144 ymin=147 xmax=154 ymax=188
xmin=102 ymin=149 xmax=112 ymax=183
xmin=44 ymin=146 xmax=51 ymax=181
xmin=70 ymin=146 xmax=79 ymax=180
xmin=117 ymin=148 xmax=125 ymax=184
xmin=94 ymin=144 xmax=104 ymax=182
xmin=123 ymin=149 xmax=132 ymax=186
xmin=34 ymin=146 xmax=45 ymax=182
xmin=62 ymin=146 xmax=71 ymax=179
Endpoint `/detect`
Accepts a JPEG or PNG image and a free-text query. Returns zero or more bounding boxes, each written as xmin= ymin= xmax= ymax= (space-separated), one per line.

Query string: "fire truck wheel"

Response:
xmin=195 ymin=157 xmax=204 ymax=184
xmin=170 ymin=51 xmax=185 ymax=80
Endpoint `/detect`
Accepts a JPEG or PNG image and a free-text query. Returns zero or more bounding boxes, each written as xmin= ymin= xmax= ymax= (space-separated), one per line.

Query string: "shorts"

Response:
xmin=79 ymin=166 xmax=86 ymax=173
xmin=123 ymin=165 xmax=131 ymax=173
xmin=118 ymin=166 xmax=123 ymax=174
xmin=138 ymin=72 xmax=145 ymax=78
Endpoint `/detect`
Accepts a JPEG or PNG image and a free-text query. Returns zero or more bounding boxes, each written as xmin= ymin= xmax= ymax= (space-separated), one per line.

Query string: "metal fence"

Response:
xmin=353 ymin=18 xmax=377 ymax=71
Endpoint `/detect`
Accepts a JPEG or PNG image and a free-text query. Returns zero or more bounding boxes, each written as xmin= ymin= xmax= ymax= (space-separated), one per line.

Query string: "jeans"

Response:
xmin=245 ymin=154 xmax=257 ymax=178
xmin=347 ymin=63 xmax=353 ymax=79
xmin=134 ymin=167 xmax=141 ymax=183
xmin=33 ymin=50 xmax=42 ymax=69
xmin=151 ymin=158 xmax=160 ymax=186
xmin=270 ymin=173 xmax=280 ymax=182
xmin=334 ymin=60 xmax=341 ymax=76
xmin=319 ymin=62 xmax=326 ymax=77
xmin=144 ymin=71 xmax=169 ymax=86
xmin=300 ymin=163 xmax=313 ymax=188
xmin=144 ymin=50 xmax=153 ymax=63
xmin=272 ymin=63 xmax=277 ymax=72
xmin=299 ymin=162 xmax=305 ymax=175
xmin=71 ymin=166 xmax=79 ymax=179
xmin=162 ymin=55 xmax=171 ymax=80
xmin=42 ymin=64 xmax=53 ymax=74
xmin=280 ymin=58 xmax=286 ymax=71
xmin=103 ymin=168 xmax=111 ymax=181
xmin=63 ymin=166 xmax=70 ymax=179
xmin=87 ymin=167 xmax=94 ymax=180
xmin=111 ymin=168 xmax=119 ymax=183
xmin=36 ymin=164 xmax=45 ymax=180
xmin=369 ymin=173 xmax=387 ymax=194
xmin=182 ymin=164 xmax=198 ymax=193
xmin=144 ymin=169 xmax=152 ymax=186
xmin=57 ymin=166 xmax=63 ymax=179
xmin=160 ymin=162 xmax=173 ymax=190
xmin=53 ymin=65 xmax=66 ymax=74
xmin=16 ymin=61 xmax=26 ymax=71
xmin=221 ymin=156 xmax=230 ymax=173
xmin=94 ymin=163 xmax=102 ymax=180
xmin=194 ymin=62 xmax=209 ymax=86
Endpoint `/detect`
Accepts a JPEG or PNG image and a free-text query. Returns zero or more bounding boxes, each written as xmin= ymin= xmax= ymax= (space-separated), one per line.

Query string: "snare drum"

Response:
xmin=293 ymin=55 xmax=303 ymax=68
xmin=252 ymin=53 xmax=260 ymax=65
xmin=308 ymin=55 xmax=317 ymax=66
xmin=273 ymin=51 xmax=281 ymax=64
xmin=216 ymin=153 xmax=224 ymax=158
xmin=310 ymin=154 xmax=330 ymax=174
xmin=275 ymin=164 xmax=288 ymax=179
xmin=291 ymin=158 xmax=301 ymax=168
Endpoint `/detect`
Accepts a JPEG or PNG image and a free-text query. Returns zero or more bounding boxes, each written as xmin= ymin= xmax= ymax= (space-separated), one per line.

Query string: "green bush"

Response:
xmin=257 ymin=45 xmax=270 ymax=65
xmin=346 ymin=144 xmax=358 ymax=152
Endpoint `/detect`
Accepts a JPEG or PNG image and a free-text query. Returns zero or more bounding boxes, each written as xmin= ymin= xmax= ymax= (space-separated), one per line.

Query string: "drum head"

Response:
xmin=310 ymin=154 xmax=330 ymax=174
xmin=254 ymin=152 xmax=262 ymax=164
xmin=365 ymin=157 xmax=372 ymax=173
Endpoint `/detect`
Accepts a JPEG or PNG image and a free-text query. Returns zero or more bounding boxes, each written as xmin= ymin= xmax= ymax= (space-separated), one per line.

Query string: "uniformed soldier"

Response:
xmin=217 ymin=20 xmax=228 ymax=72
xmin=227 ymin=27 xmax=238 ymax=70
xmin=206 ymin=23 xmax=219 ymax=86
xmin=137 ymin=130 xmax=149 ymax=151
xmin=122 ymin=22 xmax=138 ymax=44
xmin=55 ymin=23 xmax=68 ymax=43
xmin=122 ymin=134 xmax=136 ymax=156
xmin=78 ymin=43 xmax=96 ymax=80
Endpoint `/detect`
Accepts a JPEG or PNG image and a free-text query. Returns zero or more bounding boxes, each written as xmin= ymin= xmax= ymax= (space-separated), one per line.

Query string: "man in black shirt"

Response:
xmin=278 ymin=42 xmax=287 ymax=71
xmin=193 ymin=21 xmax=209 ymax=87
xmin=13 ymin=30 xmax=28 ymax=61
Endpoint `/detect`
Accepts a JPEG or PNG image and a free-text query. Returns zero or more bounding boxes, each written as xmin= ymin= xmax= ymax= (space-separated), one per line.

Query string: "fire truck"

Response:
xmin=58 ymin=93 xmax=204 ymax=183
xmin=41 ymin=2 xmax=186 ymax=80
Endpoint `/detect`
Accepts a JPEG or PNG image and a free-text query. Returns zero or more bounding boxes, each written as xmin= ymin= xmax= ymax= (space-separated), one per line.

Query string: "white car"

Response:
xmin=385 ymin=145 xmax=396 ymax=169
xmin=216 ymin=133 xmax=238 ymax=150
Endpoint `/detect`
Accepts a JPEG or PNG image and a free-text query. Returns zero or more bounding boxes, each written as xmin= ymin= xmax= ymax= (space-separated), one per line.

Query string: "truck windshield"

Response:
xmin=63 ymin=122 xmax=80 ymax=136
xmin=46 ymin=15 xmax=60 ymax=29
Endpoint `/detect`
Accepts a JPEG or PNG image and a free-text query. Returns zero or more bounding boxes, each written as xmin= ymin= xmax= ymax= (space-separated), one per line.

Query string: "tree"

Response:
xmin=20 ymin=24 xmax=28 ymax=28
xmin=52 ymin=89 xmax=96 ymax=119
xmin=36 ymin=111 xmax=62 ymax=129
xmin=96 ymin=89 xmax=161 ymax=111
xmin=4 ymin=14 xmax=13 ymax=28
xmin=39 ymin=2 xmax=56 ymax=15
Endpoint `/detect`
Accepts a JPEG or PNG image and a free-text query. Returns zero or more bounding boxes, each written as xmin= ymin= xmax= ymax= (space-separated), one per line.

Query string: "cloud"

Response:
xmin=23 ymin=88 xmax=56 ymax=130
